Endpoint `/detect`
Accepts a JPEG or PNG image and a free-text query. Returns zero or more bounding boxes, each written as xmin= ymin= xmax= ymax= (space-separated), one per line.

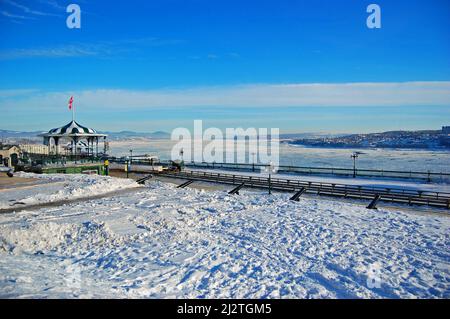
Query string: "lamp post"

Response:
xmin=179 ymin=148 xmax=184 ymax=162
xmin=129 ymin=149 xmax=133 ymax=164
xmin=150 ymin=156 xmax=154 ymax=171
xmin=264 ymin=161 xmax=277 ymax=195
xmin=351 ymin=152 xmax=362 ymax=178
xmin=251 ymin=152 xmax=256 ymax=172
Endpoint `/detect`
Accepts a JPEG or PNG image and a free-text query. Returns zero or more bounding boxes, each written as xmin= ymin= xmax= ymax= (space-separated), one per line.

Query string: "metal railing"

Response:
xmin=180 ymin=161 xmax=450 ymax=183
xmin=157 ymin=170 xmax=450 ymax=209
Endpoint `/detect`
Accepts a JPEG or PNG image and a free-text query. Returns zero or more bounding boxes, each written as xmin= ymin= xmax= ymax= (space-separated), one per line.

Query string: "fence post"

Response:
xmin=268 ymin=174 xmax=272 ymax=195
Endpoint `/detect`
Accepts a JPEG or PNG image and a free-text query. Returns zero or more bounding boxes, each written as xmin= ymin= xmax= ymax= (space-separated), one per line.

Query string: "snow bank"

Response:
xmin=0 ymin=180 xmax=449 ymax=298
xmin=0 ymin=173 xmax=139 ymax=209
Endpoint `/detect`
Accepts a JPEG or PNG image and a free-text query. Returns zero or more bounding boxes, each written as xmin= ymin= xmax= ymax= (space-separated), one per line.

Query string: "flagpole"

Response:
xmin=72 ymin=99 xmax=75 ymax=122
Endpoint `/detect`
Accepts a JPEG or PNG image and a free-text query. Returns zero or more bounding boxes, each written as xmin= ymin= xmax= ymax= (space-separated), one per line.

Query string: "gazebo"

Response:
xmin=39 ymin=120 xmax=107 ymax=157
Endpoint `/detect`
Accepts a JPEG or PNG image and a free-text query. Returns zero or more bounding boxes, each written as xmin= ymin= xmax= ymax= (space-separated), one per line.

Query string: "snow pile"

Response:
xmin=0 ymin=221 xmax=128 ymax=255
xmin=0 ymin=180 xmax=449 ymax=298
xmin=0 ymin=173 xmax=139 ymax=209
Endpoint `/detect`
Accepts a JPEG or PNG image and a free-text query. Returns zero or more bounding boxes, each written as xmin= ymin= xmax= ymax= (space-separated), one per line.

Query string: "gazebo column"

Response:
xmin=73 ymin=137 xmax=78 ymax=163
xmin=90 ymin=138 xmax=94 ymax=157
xmin=54 ymin=137 xmax=60 ymax=156
xmin=43 ymin=137 xmax=50 ymax=155
xmin=96 ymin=138 xmax=99 ymax=157
xmin=48 ymin=137 xmax=51 ymax=155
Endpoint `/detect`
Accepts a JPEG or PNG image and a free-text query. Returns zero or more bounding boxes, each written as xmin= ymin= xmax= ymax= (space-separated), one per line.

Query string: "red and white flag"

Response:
xmin=68 ymin=96 xmax=74 ymax=110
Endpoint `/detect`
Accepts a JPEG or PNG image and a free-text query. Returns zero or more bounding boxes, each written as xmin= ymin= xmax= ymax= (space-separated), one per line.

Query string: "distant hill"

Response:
xmin=0 ymin=129 xmax=340 ymax=141
xmin=0 ymin=129 xmax=171 ymax=142
xmin=0 ymin=129 xmax=43 ymax=138
xmin=280 ymin=132 xmax=345 ymax=140
xmin=289 ymin=129 xmax=449 ymax=149
xmin=100 ymin=130 xmax=170 ymax=140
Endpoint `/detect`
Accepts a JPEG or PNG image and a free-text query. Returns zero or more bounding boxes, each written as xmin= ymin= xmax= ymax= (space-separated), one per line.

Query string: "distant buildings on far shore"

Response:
xmin=289 ymin=126 xmax=450 ymax=150
xmin=442 ymin=126 xmax=450 ymax=135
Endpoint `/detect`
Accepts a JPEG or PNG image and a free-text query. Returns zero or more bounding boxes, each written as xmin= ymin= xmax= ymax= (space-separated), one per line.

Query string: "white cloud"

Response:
xmin=1 ymin=82 xmax=449 ymax=110
xmin=3 ymin=0 xmax=58 ymax=16
xmin=0 ymin=10 xmax=34 ymax=20
xmin=37 ymin=0 xmax=65 ymax=11
xmin=0 ymin=38 xmax=185 ymax=60
xmin=0 ymin=45 xmax=99 ymax=59
xmin=0 ymin=89 xmax=39 ymax=98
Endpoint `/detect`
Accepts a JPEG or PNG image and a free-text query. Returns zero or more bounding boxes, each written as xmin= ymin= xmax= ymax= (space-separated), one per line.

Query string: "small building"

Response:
xmin=442 ymin=126 xmax=450 ymax=135
xmin=440 ymin=126 xmax=450 ymax=147
xmin=0 ymin=144 xmax=21 ymax=167
xmin=20 ymin=144 xmax=50 ymax=155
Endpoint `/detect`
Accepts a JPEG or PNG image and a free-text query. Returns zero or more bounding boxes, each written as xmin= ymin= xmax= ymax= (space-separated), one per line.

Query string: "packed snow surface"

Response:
xmin=0 ymin=173 xmax=449 ymax=298
xmin=0 ymin=172 xmax=139 ymax=209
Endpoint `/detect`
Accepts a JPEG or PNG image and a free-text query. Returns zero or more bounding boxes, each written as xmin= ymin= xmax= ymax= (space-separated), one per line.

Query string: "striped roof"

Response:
xmin=48 ymin=120 xmax=98 ymax=135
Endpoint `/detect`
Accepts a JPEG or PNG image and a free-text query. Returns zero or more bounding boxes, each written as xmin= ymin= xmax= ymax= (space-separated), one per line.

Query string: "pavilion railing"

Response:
xmin=20 ymin=152 xmax=105 ymax=167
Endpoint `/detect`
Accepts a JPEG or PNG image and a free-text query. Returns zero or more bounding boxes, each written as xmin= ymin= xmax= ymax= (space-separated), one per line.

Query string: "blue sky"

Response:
xmin=0 ymin=0 xmax=449 ymax=133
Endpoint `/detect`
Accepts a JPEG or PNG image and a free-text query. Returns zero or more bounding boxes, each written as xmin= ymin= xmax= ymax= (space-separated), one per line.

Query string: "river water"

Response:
xmin=109 ymin=139 xmax=450 ymax=173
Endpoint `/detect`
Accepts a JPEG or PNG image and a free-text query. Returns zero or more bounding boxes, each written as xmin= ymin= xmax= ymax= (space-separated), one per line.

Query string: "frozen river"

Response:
xmin=109 ymin=139 xmax=450 ymax=174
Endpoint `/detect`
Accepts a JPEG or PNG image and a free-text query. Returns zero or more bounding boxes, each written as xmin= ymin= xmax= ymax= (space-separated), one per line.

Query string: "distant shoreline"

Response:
xmin=283 ymin=140 xmax=450 ymax=152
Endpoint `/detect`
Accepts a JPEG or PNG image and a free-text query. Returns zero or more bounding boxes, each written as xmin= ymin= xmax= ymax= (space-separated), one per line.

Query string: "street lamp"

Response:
xmin=263 ymin=161 xmax=277 ymax=195
xmin=351 ymin=152 xmax=364 ymax=178
xmin=251 ymin=152 xmax=256 ymax=172
xmin=129 ymin=149 xmax=133 ymax=164
xmin=179 ymin=148 xmax=184 ymax=162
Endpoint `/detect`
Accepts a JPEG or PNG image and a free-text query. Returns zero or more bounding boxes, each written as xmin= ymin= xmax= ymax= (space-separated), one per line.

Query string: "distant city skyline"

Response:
xmin=0 ymin=0 xmax=449 ymax=133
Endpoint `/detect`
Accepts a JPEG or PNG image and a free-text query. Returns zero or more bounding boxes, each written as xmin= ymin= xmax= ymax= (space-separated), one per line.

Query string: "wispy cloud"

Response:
xmin=0 ymin=89 xmax=39 ymax=98
xmin=0 ymin=45 xmax=99 ymax=60
xmin=188 ymin=52 xmax=239 ymax=60
xmin=37 ymin=0 xmax=65 ymax=11
xmin=227 ymin=52 xmax=240 ymax=58
xmin=0 ymin=10 xmax=34 ymax=20
xmin=117 ymin=37 xmax=186 ymax=47
xmin=1 ymin=82 xmax=449 ymax=110
xmin=3 ymin=0 xmax=59 ymax=16
xmin=0 ymin=37 xmax=184 ymax=60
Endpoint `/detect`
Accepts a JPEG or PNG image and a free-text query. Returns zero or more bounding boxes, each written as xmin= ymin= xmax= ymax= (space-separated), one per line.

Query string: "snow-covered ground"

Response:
xmin=0 ymin=172 xmax=140 ymax=210
xmin=0 ymin=173 xmax=449 ymax=298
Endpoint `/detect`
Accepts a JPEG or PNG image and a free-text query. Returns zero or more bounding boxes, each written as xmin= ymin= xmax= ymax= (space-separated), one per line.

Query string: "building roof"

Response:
xmin=39 ymin=120 xmax=107 ymax=138
xmin=0 ymin=144 xmax=20 ymax=151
